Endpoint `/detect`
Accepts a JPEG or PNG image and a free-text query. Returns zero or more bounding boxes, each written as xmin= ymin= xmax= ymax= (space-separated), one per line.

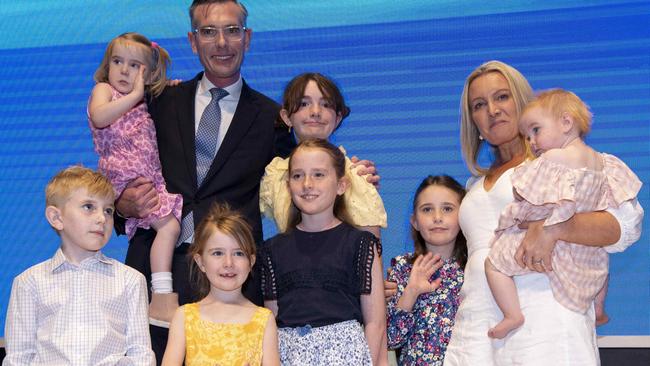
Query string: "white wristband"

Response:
xmin=151 ymin=272 xmax=173 ymax=294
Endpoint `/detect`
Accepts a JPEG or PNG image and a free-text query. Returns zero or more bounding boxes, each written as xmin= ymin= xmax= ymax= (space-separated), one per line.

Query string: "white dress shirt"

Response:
xmin=185 ymin=75 xmax=243 ymax=244
xmin=3 ymin=249 xmax=154 ymax=366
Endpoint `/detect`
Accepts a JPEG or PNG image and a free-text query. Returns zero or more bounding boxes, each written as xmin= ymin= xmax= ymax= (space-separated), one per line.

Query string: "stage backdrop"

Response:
xmin=1 ymin=0 xmax=648 ymax=339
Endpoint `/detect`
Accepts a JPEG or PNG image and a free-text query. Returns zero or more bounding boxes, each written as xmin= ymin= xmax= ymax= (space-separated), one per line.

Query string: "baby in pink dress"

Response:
xmin=88 ymin=32 xmax=182 ymax=324
xmin=484 ymin=89 xmax=642 ymax=339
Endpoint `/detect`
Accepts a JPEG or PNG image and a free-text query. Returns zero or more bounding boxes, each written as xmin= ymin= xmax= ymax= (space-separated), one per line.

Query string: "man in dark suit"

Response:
xmin=116 ymin=0 xmax=293 ymax=362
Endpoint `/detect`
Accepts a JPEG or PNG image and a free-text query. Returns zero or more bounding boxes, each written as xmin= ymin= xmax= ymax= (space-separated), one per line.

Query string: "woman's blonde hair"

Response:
xmin=94 ymin=32 xmax=171 ymax=98
xmin=459 ymin=61 xmax=534 ymax=176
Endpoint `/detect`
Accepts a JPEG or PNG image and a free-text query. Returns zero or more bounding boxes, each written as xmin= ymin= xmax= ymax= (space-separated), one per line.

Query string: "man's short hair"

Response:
xmin=189 ymin=0 xmax=249 ymax=28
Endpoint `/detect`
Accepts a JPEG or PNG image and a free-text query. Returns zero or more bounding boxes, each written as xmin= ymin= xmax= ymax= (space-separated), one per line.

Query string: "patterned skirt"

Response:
xmin=278 ymin=320 xmax=372 ymax=365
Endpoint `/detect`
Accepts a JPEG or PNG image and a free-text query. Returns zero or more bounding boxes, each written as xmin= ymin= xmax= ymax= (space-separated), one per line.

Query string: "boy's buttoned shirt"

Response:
xmin=3 ymin=249 xmax=154 ymax=366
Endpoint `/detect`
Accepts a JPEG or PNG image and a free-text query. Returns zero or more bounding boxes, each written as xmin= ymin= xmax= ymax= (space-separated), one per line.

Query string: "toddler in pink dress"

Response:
xmin=484 ymin=89 xmax=642 ymax=339
xmin=88 ymin=32 xmax=182 ymax=324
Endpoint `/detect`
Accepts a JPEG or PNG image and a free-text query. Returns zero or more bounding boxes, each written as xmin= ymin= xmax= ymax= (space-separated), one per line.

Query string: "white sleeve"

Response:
xmin=604 ymin=198 xmax=644 ymax=253
xmin=123 ymin=271 xmax=155 ymax=366
xmin=3 ymin=274 xmax=37 ymax=365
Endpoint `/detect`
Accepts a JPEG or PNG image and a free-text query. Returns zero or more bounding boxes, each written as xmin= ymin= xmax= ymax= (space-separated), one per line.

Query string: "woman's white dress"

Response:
xmin=443 ymin=168 xmax=642 ymax=366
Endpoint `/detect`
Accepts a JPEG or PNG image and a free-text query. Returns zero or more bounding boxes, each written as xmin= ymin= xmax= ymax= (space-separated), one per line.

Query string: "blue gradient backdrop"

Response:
xmin=0 ymin=1 xmax=648 ymax=337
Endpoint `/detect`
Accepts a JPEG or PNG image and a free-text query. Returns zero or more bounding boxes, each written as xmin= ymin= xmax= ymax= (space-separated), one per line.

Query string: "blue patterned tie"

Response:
xmin=196 ymin=87 xmax=228 ymax=186
xmin=178 ymin=87 xmax=228 ymax=245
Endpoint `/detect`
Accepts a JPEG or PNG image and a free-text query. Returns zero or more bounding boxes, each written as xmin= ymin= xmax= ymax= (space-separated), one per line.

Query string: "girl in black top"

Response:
xmin=261 ymin=139 xmax=387 ymax=365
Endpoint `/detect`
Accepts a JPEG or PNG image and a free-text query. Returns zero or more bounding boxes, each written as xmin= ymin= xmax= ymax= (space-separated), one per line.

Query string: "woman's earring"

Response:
xmin=479 ymin=135 xmax=484 ymax=140
xmin=288 ymin=125 xmax=292 ymax=133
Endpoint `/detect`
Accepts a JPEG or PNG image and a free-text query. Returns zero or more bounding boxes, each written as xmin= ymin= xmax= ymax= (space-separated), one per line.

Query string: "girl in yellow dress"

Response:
xmin=162 ymin=204 xmax=280 ymax=366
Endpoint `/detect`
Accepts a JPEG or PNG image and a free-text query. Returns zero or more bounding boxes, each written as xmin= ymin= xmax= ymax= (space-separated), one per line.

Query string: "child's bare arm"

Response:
xmin=361 ymin=245 xmax=388 ymax=366
xmin=261 ymin=313 xmax=281 ymax=366
xmin=161 ymin=307 xmax=186 ymax=366
xmin=264 ymin=300 xmax=279 ymax=317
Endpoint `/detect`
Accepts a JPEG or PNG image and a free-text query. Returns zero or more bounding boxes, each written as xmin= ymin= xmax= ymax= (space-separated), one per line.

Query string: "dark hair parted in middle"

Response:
xmin=279 ymin=72 xmax=351 ymax=127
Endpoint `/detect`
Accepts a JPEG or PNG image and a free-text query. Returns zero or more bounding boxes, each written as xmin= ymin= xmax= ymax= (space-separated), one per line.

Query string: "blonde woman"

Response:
xmin=440 ymin=61 xmax=643 ymax=366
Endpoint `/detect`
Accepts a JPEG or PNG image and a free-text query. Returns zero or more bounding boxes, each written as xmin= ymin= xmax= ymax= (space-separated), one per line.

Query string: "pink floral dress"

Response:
xmin=88 ymin=85 xmax=182 ymax=238
xmin=488 ymin=153 xmax=641 ymax=312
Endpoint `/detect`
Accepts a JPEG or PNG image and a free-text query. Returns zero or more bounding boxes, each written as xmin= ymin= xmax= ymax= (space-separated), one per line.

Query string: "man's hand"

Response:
xmin=384 ymin=278 xmax=397 ymax=302
xmin=384 ymin=265 xmax=397 ymax=302
xmin=115 ymin=177 xmax=160 ymax=219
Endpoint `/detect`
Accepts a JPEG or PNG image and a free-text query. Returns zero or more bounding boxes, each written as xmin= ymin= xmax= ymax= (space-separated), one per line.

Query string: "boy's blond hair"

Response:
xmin=523 ymin=88 xmax=593 ymax=137
xmin=45 ymin=166 xmax=115 ymax=209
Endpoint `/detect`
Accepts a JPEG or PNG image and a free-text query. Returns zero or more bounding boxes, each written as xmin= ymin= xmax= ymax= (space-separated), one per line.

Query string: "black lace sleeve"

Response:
xmin=356 ymin=232 xmax=382 ymax=295
xmin=259 ymin=244 xmax=277 ymax=300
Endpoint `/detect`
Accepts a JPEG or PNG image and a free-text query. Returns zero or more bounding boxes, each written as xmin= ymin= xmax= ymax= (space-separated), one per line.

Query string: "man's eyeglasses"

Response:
xmin=192 ymin=26 xmax=247 ymax=41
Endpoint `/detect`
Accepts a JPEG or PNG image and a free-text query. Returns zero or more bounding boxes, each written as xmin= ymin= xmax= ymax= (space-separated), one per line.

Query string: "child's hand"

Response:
xmin=395 ymin=252 xmax=442 ymax=312
xmin=131 ymin=65 xmax=147 ymax=99
xmin=350 ymin=156 xmax=380 ymax=187
xmin=166 ymin=78 xmax=182 ymax=87
xmin=405 ymin=252 xmax=443 ymax=296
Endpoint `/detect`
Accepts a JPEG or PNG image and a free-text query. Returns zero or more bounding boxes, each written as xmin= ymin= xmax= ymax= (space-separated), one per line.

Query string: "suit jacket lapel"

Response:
xmin=177 ymin=73 xmax=201 ymax=188
xmin=200 ymin=80 xmax=258 ymax=188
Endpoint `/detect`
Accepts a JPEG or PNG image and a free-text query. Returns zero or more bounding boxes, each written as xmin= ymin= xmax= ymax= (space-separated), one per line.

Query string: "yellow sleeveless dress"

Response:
xmin=184 ymin=302 xmax=271 ymax=366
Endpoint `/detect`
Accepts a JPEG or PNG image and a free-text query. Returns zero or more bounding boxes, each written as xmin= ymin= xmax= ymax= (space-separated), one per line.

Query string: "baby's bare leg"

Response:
xmin=595 ymin=275 xmax=610 ymax=326
xmin=485 ymin=259 xmax=525 ymax=339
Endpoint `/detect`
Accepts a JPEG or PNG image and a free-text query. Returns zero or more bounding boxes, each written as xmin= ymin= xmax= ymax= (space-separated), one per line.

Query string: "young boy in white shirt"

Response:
xmin=3 ymin=166 xmax=154 ymax=366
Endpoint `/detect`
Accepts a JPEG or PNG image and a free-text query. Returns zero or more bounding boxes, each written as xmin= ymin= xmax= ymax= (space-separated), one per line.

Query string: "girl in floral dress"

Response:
xmin=387 ymin=175 xmax=467 ymax=366
xmin=88 ymin=32 xmax=182 ymax=323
